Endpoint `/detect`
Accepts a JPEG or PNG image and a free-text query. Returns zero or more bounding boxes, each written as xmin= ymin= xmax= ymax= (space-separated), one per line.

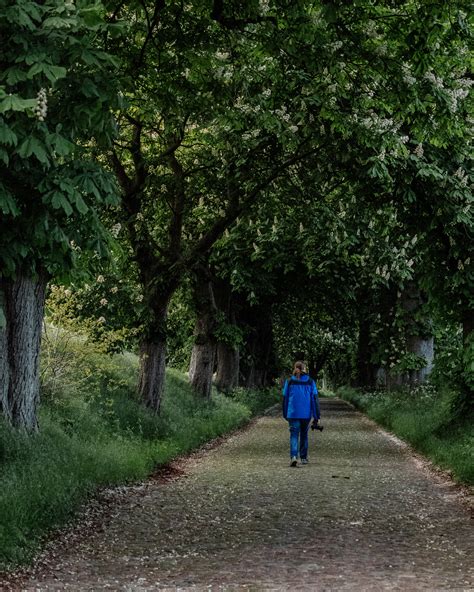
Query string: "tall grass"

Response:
xmin=337 ymin=385 xmax=473 ymax=485
xmin=0 ymin=327 xmax=279 ymax=569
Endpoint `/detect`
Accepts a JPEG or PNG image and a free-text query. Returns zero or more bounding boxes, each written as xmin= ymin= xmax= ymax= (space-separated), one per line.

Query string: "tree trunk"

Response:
xmin=2 ymin=273 xmax=47 ymax=431
xmin=138 ymin=296 xmax=171 ymax=413
xmin=213 ymin=279 xmax=240 ymax=393
xmin=139 ymin=340 xmax=167 ymax=412
xmin=189 ymin=339 xmax=216 ymax=399
xmin=239 ymin=300 xmax=276 ymax=389
xmin=355 ymin=317 xmax=376 ymax=388
xmin=0 ymin=284 xmax=10 ymax=423
xmin=399 ymin=285 xmax=434 ymax=386
xmin=215 ymin=342 xmax=239 ymax=392
xmin=407 ymin=335 xmax=434 ymax=384
xmin=188 ymin=268 xmax=217 ymax=399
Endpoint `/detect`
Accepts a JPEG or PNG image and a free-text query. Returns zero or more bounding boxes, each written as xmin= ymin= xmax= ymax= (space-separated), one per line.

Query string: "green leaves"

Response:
xmin=0 ymin=120 xmax=18 ymax=146
xmin=50 ymin=192 xmax=73 ymax=216
xmin=47 ymin=132 xmax=75 ymax=157
xmin=27 ymin=63 xmax=67 ymax=84
xmin=17 ymin=136 xmax=50 ymax=165
xmin=0 ymin=184 xmax=19 ymax=216
xmin=0 ymin=0 xmax=119 ymax=278
xmin=0 ymin=95 xmax=37 ymax=114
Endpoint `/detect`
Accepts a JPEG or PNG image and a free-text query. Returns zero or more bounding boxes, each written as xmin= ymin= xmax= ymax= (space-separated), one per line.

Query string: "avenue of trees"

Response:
xmin=0 ymin=0 xmax=472 ymax=432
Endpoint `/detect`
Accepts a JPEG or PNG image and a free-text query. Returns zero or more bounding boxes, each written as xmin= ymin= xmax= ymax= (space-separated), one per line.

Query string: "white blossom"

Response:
xmin=329 ymin=41 xmax=343 ymax=51
xmin=111 ymin=286 xmax=118 ymax=294
xmin=364 ymin=20 xmax=378 ymax=39
xmin=34 ymin=88 xmax=47 ymax=121
xmin=100 ymin=298 xmax=108 ymax=306
xmin=259 ymin=0 xmax=270 ymax=14
xmin=414 ymin=143 xmax=424 ymax=158
xmin=402 ymin=63 xmax=416 ymax=86
xmin=97 ymin=275 xmax=105 ymax=283
xmin=424 ymin=71 xmax=444 ymax=89
xmin=98 ymin=316 xmax=106 ymax=324
xmin=262 ymin=88 xmax=271 ymax=98
xmin=111 ymin=223 xmax=121 ymax=237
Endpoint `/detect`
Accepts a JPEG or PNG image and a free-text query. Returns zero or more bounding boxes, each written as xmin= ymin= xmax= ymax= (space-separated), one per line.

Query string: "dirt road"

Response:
xmin=5 ymin=398 xmax=473 ymax=591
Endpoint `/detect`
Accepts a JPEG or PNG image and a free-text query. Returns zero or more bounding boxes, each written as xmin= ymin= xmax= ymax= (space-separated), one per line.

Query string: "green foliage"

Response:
xmin=214 ymin=311 xmax=245 ymax=348
xmin=45 ymin=278 xmax=142 ymax=354
xmin=338 ymin=385 xmax=473 ymax=485
xmin=0 ymin=0 xmax=120 ymax=284
xmin=226 ymin=386 xmax=280 ymax=416
xmin=165 ymin=286 xmax=196 ymax=370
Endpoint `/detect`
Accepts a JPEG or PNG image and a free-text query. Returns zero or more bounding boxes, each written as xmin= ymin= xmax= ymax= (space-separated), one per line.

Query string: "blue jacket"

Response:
xmin=282 ymin=373 xmax=320 ymax=420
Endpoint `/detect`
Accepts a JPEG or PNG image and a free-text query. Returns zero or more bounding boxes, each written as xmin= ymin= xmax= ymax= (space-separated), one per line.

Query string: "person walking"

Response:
xmin=282 ymin=361 xmax=320 ymax=467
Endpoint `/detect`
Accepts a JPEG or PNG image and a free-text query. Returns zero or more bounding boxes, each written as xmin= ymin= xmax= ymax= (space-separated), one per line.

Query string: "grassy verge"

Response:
xmin=337 ymin=385 xmax=473 ymax=486
xmin=0 ymin=337 xmax=279 ymax=569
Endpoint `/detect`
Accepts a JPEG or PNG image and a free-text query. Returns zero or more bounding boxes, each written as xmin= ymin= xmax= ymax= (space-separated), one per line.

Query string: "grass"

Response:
xmin=337 ymin=384 xmax=474 ymax=486
xmin=0 ymin=334 xmax=280 ymax=570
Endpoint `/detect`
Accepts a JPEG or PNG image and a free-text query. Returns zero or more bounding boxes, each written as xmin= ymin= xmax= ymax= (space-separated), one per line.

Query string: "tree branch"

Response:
xmin=211 ymin=0 xmax=277 ymax=29
xmin=183 ymin=140 xmax=320 ymax=267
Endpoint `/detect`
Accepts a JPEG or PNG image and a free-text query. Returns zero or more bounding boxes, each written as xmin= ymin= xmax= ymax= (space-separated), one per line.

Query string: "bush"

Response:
xmin=226 ymin=386 xmax=280 ymax=415
xmin=337 ymin=384 xmax=473 ymax=485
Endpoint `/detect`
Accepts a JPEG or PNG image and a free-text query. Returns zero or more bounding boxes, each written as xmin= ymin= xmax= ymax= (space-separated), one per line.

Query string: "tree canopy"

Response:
xmin=1 ymin=0 xmax=472 ymax=429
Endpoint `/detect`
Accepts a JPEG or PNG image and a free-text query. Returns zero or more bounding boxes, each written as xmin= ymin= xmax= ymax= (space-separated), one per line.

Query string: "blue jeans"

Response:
xmin=288 ymin=419 xmax=311 ymax=459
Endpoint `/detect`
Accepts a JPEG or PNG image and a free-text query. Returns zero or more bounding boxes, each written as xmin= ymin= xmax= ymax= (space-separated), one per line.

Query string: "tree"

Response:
xmin=105 ymin=0 xmax=327 ymax=408
xmin=0 ymin=0 xmax=119 ymax=429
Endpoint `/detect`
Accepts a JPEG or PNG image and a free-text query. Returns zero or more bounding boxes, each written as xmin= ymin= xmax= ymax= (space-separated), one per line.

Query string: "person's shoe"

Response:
xmin=301 ymin=458 xmax=309 ymax=465
xmin=290 ymin=456 xmax=298 ymax=467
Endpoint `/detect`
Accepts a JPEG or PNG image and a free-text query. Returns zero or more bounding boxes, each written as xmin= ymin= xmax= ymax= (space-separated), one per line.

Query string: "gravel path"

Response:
xmin=5 ymin=398 xmax=474 ymax=591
